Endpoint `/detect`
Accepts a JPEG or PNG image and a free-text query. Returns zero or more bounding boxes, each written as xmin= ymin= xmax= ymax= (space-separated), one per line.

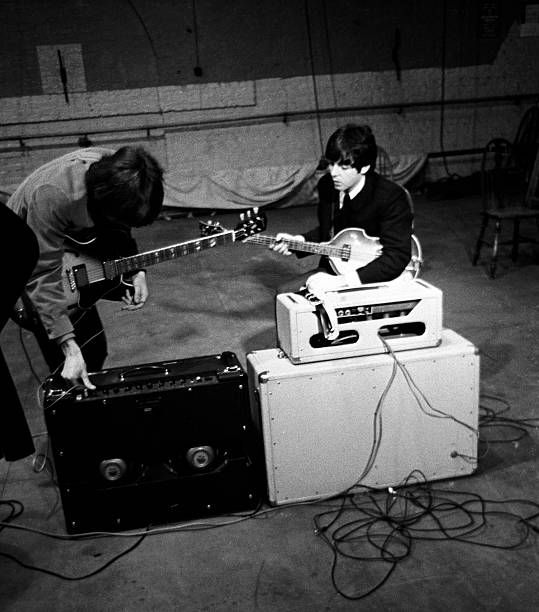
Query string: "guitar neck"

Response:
xmin=110 ymin=231 xmax=235 ymax=276
xmin=245 ymin=234 xmax=346 ymax=258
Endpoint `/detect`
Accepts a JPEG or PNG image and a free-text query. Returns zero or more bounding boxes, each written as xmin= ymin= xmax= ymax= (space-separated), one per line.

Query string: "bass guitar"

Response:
xmin=201 ymin=224 xmax=423 ymax=280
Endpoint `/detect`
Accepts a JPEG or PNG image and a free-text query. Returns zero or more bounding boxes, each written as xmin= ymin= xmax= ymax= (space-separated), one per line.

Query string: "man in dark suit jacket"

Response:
xmin=271 ymin=124 xmax=412 ymax=293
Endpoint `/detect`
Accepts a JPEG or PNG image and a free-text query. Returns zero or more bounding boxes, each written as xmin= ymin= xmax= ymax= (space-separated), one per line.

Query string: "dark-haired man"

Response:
xmin=271 ymin=124 xmax=412 ymax=293
xmin=7 ymin=146 xmax=164 ymax=389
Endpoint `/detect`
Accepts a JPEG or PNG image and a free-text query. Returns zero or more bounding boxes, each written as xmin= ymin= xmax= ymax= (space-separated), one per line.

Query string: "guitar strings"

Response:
xmin=247 ymin=234 xmax=350 ymax=258
xmin=75 ymin=230 xmax=237 ymax=285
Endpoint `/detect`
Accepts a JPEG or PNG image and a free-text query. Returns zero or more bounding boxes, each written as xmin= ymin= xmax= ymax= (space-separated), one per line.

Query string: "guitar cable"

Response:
xmin=2 ymin=344 xmax=538 ymax=589
xmin=378 ymin=334 xmax=479 ymax=437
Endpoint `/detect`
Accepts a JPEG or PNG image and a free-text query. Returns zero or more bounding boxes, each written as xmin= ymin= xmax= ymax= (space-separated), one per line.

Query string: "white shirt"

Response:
xmin=338 ymin=174 xmax=366 ymax=208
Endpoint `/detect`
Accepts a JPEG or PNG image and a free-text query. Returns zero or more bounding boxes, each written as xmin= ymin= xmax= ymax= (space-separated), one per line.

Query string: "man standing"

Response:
xmin=7 ymin=145 xmax=164 ymax=389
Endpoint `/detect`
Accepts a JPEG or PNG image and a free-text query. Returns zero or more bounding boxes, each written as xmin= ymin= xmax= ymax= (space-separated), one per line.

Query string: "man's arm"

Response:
xmin=356 ymin=191 xmax=413 ymax=284
xmin=280 ymin=173 xmax=335 ymax=256
xmin=23 ymin=185 xmax=97 ymax=388
xmin=24 ymin=184 xmax=76 ymax=341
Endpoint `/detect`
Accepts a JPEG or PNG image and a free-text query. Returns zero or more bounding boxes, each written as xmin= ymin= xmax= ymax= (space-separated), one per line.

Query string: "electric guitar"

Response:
xmin=15 ymin=209 xmax=267 ymax=322
xmin=201 ymin=224 xmax=423 ymax=280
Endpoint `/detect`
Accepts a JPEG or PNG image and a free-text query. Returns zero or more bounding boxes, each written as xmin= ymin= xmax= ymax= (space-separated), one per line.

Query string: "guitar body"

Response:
xmin=307 ymin=228 xmax=422 ymax=281
xmin=324 ymin=228 xmax=383 ymax=275
xmin=10 ymin=250 xmax=129 ymax=331
xmin=61 ymin=250 xmax=131 ymax=309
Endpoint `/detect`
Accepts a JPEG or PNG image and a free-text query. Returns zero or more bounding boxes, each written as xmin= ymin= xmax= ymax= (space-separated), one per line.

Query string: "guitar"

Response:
xmin=237 ymin=227 xmax=423 ymax=280
xmin=20 ymin=209 xmax=267 ymax=316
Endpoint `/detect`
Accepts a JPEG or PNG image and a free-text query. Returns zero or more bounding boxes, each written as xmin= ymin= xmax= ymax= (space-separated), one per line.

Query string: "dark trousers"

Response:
xmin=1 ymin=204 xmax=39 ymax=461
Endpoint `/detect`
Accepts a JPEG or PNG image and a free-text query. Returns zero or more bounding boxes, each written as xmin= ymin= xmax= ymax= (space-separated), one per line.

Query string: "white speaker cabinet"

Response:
xmin=247 ymin=329 xmax=479 ymax=505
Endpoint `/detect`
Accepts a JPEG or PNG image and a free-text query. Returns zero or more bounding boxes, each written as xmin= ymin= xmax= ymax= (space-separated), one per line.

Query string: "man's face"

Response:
xmin=329 ymin=161 xmax=366 ymax=192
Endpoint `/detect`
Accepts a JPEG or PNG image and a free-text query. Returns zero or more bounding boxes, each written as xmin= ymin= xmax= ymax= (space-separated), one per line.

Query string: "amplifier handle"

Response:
xmin=119 ymin=365 xmax=169 ymax=381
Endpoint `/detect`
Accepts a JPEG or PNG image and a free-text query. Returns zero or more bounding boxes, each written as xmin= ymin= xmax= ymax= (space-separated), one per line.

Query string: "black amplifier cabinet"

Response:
xmin=43 ymin=352 xmax=263 ymax=533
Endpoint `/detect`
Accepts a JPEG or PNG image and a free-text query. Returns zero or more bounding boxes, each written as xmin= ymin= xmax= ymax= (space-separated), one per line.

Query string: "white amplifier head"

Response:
xmin=276 ymin=279 xmax=443 ymax=364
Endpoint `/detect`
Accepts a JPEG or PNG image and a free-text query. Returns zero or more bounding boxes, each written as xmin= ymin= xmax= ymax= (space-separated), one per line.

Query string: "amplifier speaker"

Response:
xmin=43 ymin=352 xmax=264 ymax=533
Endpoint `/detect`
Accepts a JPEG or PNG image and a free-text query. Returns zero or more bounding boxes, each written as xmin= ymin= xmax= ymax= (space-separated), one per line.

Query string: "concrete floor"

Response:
xmin=1 ymin=193 xmax=539 ymax=611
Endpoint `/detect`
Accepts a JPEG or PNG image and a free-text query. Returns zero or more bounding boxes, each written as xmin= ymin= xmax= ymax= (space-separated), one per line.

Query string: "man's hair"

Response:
xmin=325 ymin=124 xmax=377 ymax=171
xmin=86 ymin=146 xmax=164 ymax=227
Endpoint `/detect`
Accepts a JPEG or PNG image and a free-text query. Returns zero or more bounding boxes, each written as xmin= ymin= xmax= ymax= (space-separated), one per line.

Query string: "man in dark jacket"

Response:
xmin=271 ymin=124 xmax=412 ymax=293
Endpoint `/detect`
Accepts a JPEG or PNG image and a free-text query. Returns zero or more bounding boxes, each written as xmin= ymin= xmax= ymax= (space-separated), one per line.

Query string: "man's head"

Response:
xmin=86 ymin=146 xmax=164 ymax=227
xmin=324 ymin=124 xmax=377 ymax=192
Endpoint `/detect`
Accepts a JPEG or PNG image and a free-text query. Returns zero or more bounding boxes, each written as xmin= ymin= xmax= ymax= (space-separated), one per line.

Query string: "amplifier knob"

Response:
xmin=186 ymin=446 xmax=215 ymax=470
xmin=99 ymin=458 xmax=127 ymax=481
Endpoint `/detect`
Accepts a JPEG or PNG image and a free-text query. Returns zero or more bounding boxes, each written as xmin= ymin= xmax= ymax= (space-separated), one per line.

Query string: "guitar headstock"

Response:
xmin=234 ymin=208 xmax=267 ymax=240
xmin=199 ymin=219 xmax=225 ymax=237
xmin=199 ymin=208 xmax=267 ymax=240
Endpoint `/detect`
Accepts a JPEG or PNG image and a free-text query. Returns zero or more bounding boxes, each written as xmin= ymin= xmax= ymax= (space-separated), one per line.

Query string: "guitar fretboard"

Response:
xmin=245 ymin=234 xmax=349 ymax=259
xmin=107 ymin=231 xmax=235 ymax=277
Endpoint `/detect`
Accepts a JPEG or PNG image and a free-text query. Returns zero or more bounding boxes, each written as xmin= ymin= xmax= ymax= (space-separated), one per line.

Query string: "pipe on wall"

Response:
xmin=1 ymin=92 xmax=537 ymax=150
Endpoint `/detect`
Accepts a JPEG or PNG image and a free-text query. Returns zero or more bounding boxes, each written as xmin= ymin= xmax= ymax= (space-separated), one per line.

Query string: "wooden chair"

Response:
xmin=403 ymin=186 xmax=423 ymax=278
xmin=376 ymin=146 xmax=394 ymax=180
xmin=472 ymin=137 xmax=539 ymax=278
xmin=375 ymin=148 xmax=424 ymax=276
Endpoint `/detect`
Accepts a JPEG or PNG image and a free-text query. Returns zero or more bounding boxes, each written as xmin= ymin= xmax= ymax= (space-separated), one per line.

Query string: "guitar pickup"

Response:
xmin=71 ymin=264 xmax=89 ymax=289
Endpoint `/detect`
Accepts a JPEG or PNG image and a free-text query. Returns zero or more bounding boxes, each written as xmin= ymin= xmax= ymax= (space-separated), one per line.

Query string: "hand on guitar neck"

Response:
xmin=120 ymin=270 xmax=148 ymax=310
xmin=270 ymin=232 xmax=306 ymax=256
xmin=258 ymin=227 xmax=422 ymax=281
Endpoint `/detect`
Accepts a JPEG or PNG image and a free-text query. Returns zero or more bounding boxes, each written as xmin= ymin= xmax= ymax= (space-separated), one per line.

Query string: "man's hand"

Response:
xmin=306 ymin=271 xmax=360 ymax=296
xmin=121 ymin=270 xmax=148 ymax=310
xmin=60 ymin=338 xmax=95 ymax=390
xmin=270 ymin=233 xmax=305 ymax=256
